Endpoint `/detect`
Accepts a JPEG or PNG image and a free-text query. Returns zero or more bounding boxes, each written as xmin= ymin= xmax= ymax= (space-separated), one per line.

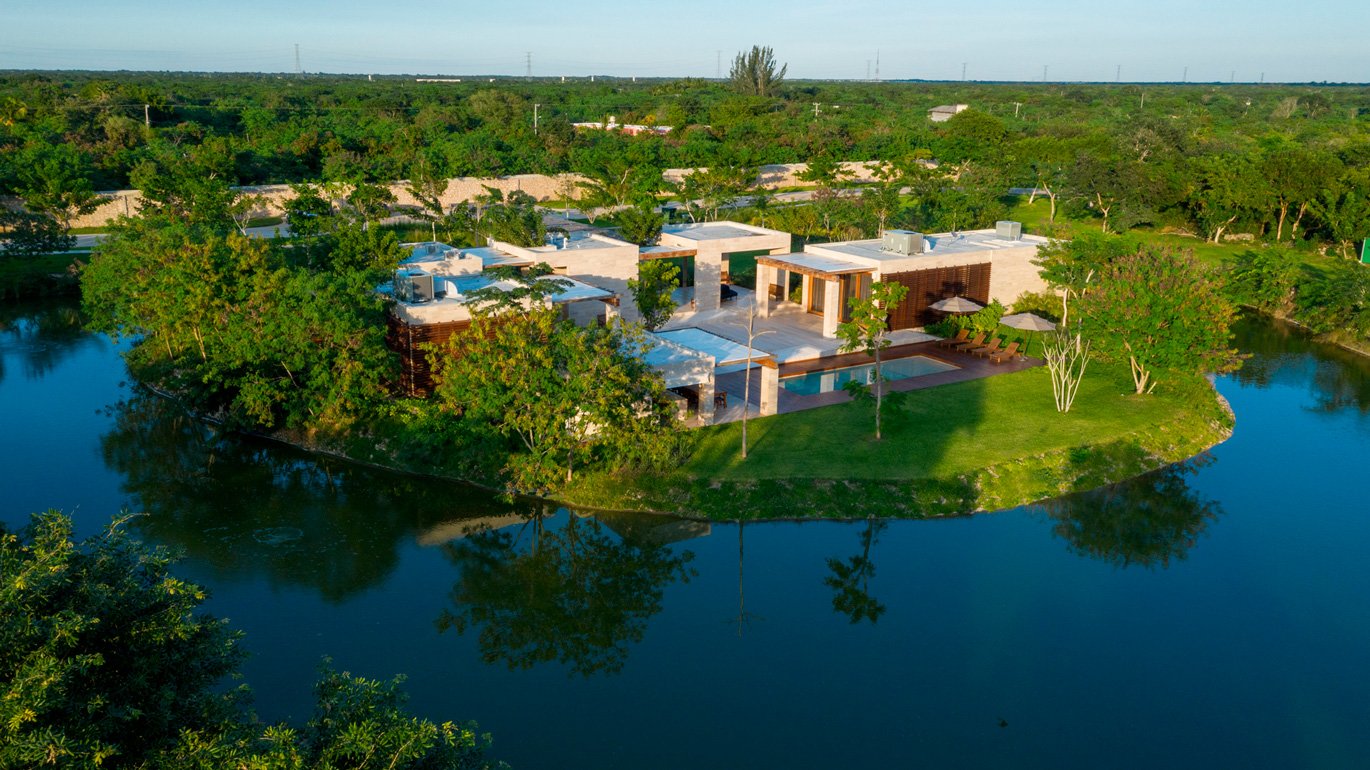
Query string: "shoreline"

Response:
xmin=138 ymin=367 xmax=1236 ymax=523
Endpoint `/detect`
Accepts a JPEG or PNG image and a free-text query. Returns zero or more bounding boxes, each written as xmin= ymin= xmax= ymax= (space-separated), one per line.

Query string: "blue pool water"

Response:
xmin=780 ymin=354 xmax=959 ymax=395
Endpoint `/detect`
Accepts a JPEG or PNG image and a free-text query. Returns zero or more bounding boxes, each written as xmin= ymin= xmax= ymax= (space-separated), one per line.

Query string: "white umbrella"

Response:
xmin=929 ymin=296 xmax=985 ymax=314
xmin=999 ymin=312 xmax=1057 ymax=356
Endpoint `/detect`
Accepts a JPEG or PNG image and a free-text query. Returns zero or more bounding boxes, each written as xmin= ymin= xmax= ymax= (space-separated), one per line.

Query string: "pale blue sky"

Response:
xmin=3 ymin=0 xmax=1367 ymax=82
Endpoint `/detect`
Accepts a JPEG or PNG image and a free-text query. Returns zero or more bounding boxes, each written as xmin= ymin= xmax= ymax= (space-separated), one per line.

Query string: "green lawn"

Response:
xmin=567 ymin=362 xmax=1231 ymax=519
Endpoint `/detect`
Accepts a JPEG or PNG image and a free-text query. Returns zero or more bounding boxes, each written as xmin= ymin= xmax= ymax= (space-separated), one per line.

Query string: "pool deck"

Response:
xmin=712 ymin=339 xmax=1042 ymax=418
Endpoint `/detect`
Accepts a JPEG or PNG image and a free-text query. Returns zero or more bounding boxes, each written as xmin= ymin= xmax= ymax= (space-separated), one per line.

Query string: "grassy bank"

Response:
xmin=560 ymin=361 xmax=1233 ymax=520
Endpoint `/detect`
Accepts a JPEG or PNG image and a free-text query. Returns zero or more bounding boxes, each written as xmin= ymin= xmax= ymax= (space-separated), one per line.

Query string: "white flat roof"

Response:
xmin=460 ymin=246 xmax=536 ymax=269
xmin=760 ymin=251 xmax=873 ymax=276
xmin=652 ymin=328 xmax=770 ymax=368
xmin=811 ymin=228 xmax=1048 ymax=263
xmin=662 ymin=222 xmax=775 ymax=241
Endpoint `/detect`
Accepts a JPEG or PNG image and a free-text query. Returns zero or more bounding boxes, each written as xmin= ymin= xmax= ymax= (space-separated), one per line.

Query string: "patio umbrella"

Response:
xmin=999 ymin=312 xmax=1057 ymax=356
xmin=929 ymin=296 xmax=985 ymax=314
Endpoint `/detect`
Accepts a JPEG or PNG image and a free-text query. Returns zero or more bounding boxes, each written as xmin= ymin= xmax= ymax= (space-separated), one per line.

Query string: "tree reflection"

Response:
xmin=101 ymin=392 xmax=515 ymax=601
xmin=0 ymin=301 xmax=99 ymax=384
xmin=436 ymin=511 xmax=696 ymax=677
xmin=1229 ymin=315 xmax=1370 ymax=415
xmin=1037 ymin=457 xmax=1221 ymax=569
xmin=824 ymin=519 xmax=887 ymax=623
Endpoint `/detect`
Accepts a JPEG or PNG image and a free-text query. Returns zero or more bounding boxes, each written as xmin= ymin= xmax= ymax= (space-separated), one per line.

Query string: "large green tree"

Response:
xmin=434 ymin=306 xmax=677 ymax=492
xmin=1077 ymin=246 xmax=1240 ymax=394
xmin=627 ymin=259 xmax=680 ymax=330
xmin=0 ymin=511 xmax=499 ymax=770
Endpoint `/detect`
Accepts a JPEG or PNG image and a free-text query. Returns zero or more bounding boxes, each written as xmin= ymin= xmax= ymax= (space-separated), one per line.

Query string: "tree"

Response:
xmin=0 ymin=511 xmax=500 ymax=770
xmin=627 ymin=259 xmax=681 ymax=331
xmin=0 ymin=210 xmax=75 ymax=258
xmin=616 ymin=203 xmax=664 ymax=246
xmin=729 ymin=45 xmax=788 ymax=97
xmin=836 ymin=280 xmax=910 ymax=440
xmin=1 ymin=511 xmax=243 ymax=767
xmin=1041 ymin=328 xmax=1091 ymax=413
xmin=346 ymin=182 xmax=397 ymax=229
xmin=1034 ymin=232 xmax=1140 ymax=326
xmin=11 ymin=143 xmax=101 ymax=232
xmin=406 ymin=160 xmax=451 ymax=241
xmin=434 ymin=307 xmax=676 ymax=492
xmin=1188 ymin=154 xmax=1268 ymax=243
xmin=1077 ymin=246 xmax=1240 ymax=394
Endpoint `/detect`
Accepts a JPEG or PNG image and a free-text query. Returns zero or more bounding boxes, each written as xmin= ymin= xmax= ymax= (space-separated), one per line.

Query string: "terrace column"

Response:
xmin=759 ymin=360 xmax=780 ymax=416
xmin=694 ymin=252 xmax=722 ymax=313
xmin=756 ymin=262 xmax=775 ymax=317
xmin=697 ymin=375 xmax=717 ymax=423
xmin=822 ymin=279 xmax=842 ymax=338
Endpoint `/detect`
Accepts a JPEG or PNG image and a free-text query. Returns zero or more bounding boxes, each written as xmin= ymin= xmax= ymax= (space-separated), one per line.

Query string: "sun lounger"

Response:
xmin=936 ymin=328 xmax=970 ymax=347
xmin=970 ymin=337 xmax=1004 ymax=357
xmin=989 ymin=341 xmax=1020 ymax=364
xmin=952 ymin=332 xmax=987 ymax=351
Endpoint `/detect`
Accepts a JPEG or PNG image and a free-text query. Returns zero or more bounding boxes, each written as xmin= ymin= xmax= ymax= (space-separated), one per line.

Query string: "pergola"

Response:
xmin=755 ymin=253 xmax=873 ymax=338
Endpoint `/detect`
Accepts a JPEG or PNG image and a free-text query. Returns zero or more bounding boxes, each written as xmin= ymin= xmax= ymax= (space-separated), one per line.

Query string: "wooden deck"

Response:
xmin=712 ymin=339 xmax=1042 ymax=417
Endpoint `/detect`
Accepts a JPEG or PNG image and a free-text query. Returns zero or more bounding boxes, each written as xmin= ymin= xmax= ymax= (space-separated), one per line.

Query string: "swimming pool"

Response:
xmin=780 ymin=355 xmax=959 ymax=396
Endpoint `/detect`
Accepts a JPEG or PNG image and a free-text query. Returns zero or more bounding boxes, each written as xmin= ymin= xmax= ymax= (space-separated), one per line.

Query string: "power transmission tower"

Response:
xmin=875 ymin=49 xmax=880 ymax=81
xmin=294 ymin=43 xmax=301 ymax=76
xmin=1182 ymin=65 xmax=1188 ymax=83
xmin=1116 ymin=64 xmax=1121 ymax=82
xmin=525 ymin=51 xmax=532 ymax=77
xmin=716 ymin=50 xmax=721 ymax=79
xmin=1042 ymin=64 xmax=1048 ymax=82
xmin=962 ymin=61 xmax=967 ymax=81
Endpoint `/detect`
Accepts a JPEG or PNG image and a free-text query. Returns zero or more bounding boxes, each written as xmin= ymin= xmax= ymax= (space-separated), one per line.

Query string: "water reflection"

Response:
xmin=101 ymin=392 xmax=521 ymax=601
xmin=1229 ymin=315 xmax=1370 ymax=415
xmin=824 ymin=519 xmax=887 ymax=623
xmin=436 ymin=511 xmax=698 ymax=677
xmin=0 ymin=302 xmax=99 ymax=384
xmin=1036 ymin=457 xmax=1222 ymax=569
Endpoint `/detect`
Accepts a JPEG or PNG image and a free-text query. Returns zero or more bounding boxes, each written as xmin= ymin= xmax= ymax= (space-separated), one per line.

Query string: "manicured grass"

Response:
xmin=566 ymin=361 xmax=1232 ymax=520
xmin=684 ymin=365 xmax=1199 ymax=481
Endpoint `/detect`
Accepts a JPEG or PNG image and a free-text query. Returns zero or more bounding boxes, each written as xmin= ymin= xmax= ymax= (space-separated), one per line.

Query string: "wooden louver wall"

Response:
xmin=385 ymin=314 xmax=471 ymax=397
xmin=883 ymin=263 xmax=992 ymax=330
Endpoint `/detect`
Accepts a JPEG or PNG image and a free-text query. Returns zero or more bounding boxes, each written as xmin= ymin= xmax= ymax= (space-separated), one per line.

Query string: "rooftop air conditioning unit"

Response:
xmin=881 ymin=229 xmax=925 ymax=255
xmin=410 ymin=272 xmax=435 ymax=302
xmin=996 ymin=220 xmax=1023 ymax=240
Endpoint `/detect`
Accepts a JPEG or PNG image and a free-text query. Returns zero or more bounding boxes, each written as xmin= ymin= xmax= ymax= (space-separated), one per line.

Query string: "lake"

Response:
xmin=3 ymin=301 xmax=1369 ymax=769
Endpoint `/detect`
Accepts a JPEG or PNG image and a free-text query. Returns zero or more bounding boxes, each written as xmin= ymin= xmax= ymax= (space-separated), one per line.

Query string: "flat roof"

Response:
xmin=662 ymin=223 xmax=770 ymax=241
xmin=811 ymin=229 xmax=1048 ymax=262
xmin=460 ymin=246 xmax=536 ymax=269
xmin=758 ymin=251 xmax=873 ymax=278
xmin=389 ymin=273 xmax=612 ymax=307
xmin=652 ymin=327 xmax=770 ymax=368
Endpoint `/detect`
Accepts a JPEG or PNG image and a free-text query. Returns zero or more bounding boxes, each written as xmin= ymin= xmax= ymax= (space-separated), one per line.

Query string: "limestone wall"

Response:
xmin=14 ymin=160 xmax=898 ymax=229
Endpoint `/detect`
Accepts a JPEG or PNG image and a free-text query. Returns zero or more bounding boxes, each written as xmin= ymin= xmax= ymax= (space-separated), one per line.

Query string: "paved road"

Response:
xmin=73 ymin=222 xmax=290 ymax=249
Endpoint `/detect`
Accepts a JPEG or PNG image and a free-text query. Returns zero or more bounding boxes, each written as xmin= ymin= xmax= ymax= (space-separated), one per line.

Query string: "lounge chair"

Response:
xmin=989 ymin=341 xmax=1020 ymax=364
xmin=970 ymin=337 xmax=1004 ymax=357
xmin=952 ymin=332 xmax=987 ymax=351
xmin=936 ymin=328 xmax=970 ymax=348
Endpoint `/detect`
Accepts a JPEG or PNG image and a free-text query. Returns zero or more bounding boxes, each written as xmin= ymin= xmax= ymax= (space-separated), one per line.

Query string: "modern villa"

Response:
xmin=383 ymin=219 xmax=1050 ymax=419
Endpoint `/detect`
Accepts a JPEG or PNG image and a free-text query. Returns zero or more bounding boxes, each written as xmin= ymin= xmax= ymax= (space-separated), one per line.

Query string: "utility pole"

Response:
xmin=294 ymin=43 xmax=301 ymax=76
xmin=533 ymin=103 xmax=540 ymax=135
xmin=525 ymin=51 xmax=532 ymax=77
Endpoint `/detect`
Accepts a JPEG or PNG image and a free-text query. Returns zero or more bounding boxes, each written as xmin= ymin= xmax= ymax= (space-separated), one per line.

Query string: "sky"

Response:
xmin=3 ymin=0 xmax=1368 ymax=83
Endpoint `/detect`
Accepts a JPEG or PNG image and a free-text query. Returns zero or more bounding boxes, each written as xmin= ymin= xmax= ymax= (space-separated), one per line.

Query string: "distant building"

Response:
xmin=928 ymin=104 xmax=969 ymax=122
xmin=571 ymin=116 xmax=672 ymax=136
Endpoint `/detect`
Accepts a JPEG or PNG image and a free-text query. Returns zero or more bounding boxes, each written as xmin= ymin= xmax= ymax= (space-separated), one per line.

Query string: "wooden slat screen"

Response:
xmin=385 ymin=314 xmax=471 ymax=397
xmin=882 ymin=263 xmax=991 ymax=330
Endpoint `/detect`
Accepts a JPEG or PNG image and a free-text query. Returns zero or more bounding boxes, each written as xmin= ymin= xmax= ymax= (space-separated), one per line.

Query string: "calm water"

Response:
xmin=4 ymin=302 xmax=1370 ymax=769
